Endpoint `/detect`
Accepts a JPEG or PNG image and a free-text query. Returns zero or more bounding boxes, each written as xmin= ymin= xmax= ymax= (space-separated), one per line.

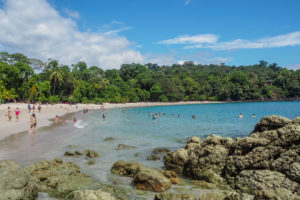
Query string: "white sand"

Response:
xmin=0 ymin=101 xmax=221 ymax=140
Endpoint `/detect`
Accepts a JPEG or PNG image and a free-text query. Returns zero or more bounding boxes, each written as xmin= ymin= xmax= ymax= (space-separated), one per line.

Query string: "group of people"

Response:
xmin=238 ymin=113 xmax=256 ymax=118
xmin=148 ymin=111 xmax=196 ymax=120
xmin=7 ymin=106 xmax=20 ymax=121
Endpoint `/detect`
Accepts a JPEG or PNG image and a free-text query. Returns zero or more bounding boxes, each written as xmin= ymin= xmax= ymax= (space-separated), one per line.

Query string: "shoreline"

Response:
xmin=0 ymin=101 xmax=221 ymax=141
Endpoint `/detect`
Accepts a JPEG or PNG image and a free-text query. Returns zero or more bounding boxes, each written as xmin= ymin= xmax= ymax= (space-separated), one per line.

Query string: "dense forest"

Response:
xmin=0 ymin=52 xmax=299 ymax=103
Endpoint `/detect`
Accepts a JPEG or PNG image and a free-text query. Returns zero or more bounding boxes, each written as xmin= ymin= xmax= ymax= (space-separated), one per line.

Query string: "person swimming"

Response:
xmin=192 ymin=115 xmax=196 ymax=119
xmin=252 ymin=114 xmax=256 ymax=118
xmin=73 ymin=117 xmax=77 ymax=123
xmin=238 ymin=113 xmax=243 ymax=118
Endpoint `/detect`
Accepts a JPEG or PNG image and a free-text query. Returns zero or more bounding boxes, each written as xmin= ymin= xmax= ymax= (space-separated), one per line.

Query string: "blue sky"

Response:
xmin=0 ymin=0 xmax=300 ymax=69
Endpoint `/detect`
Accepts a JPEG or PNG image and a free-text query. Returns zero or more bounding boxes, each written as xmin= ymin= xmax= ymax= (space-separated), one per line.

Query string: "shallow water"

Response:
xmin=0 ymin=101 xmax=299 ymax=186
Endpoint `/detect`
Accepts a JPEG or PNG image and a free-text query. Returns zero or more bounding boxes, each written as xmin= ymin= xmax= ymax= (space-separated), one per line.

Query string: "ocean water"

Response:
xmin=0 ymin=101 xmax=299 ymax=185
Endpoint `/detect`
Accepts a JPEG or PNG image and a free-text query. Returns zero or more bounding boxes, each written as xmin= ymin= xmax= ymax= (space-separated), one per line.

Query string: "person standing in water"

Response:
xmin=15 ymin=107 xmax=20 ymax=121
xmin=7 ymin=106 xmax=12 ymax=121
xmin=102 ymin=113 xmax=106 ymax=120
xmin=30 ymin=113 xmax=37 ymax=134
xmin=55 ymin=115 xmax=59 ymax=123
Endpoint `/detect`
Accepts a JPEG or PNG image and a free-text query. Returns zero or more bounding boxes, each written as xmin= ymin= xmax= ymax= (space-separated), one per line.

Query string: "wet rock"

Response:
xmin=73 ymin=189 xmax=115 ymax=200
xmin=85 ymin=150 xmax=100 ymax=158
xmin=134 ymin=153 xmax=140 ymax=157
xmin=152 ymin=147 xmax=170 ymax=154
xmin=161 ymin=170 xmax=180 ymax=184
xmin=133 ymin=166 xmax=171 ymax=192
xmin=75 ymin=150 xmax=84 ymax=156
xmin=53 ymin=158 xmax=63 ymax=164
xmin=147 ymin=154 xmax=160 ymax=160
xmin=88 ymin=160 xmax=96 ymax=165
xmin=64 ymin=151 xmax=76 ymax=156
xmin=163 ymin=148 xmax=188 ymax=174
xmin=252 ymin=115 xmax=291 ymax=132
xmin=116 ymin=144 xmax=136 ymax=150
xmin=111 ymin=160 xmax=142 ymax=177
xmin=104 ymin=137 xmax=115 ymax=141
xmin=154 ymin=192 xmax=197 ymax=200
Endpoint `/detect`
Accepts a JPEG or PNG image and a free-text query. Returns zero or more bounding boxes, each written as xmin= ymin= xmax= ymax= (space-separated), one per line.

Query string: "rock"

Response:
xmin=88 ymin=160 xmax=96 ymax=165
xmin=23 ymin=159 xmax=100 ymax=198
xmin=133 ymin=166 xmax=171 ymax=192
xmin=0 ymin=170 xmax=38 ymax=200
xmin=64 ymin=151 xmax=75 ymax=156
xmin=85 ymin=150 xmax=100 ymax=158
xmin=252 ymin=115 xmax=291 ymax=132
xmin=0 ymin=160 xmax=20 ymax=174
xmin=104 ymin=137 xmax=115 ymax=141
xmin=187 ymin=136 xmax=202 ymax=144
xmin=292 ymin=117 xmax=300 ymax=125
xmin=161 ymin=170 xmax=180 ymax=184
xmin=53 ymin=158 xmax=63 ymax=164
xmin=111 ymin=160 xmax=142 ymax=177
xmin=147 ymin=154 xmax=160 ymax=160
xmin=134 ymin=153 xmax=140 ymax=157
xmin=75 ymin=150 xmax=84 ymax=156
xmin=163 ymin=148 xmax=188 ymax=174
xmin=152 ymin=147 xmax=170 ymax=154
xmin=73 ymin=189 xmax=116 ymax=200
xmin=116 ymin=144 xmax=136 ymax=150
xmin=154 ymin=192 xmax=197 ymax=200
xmin=235 ymin=170 xmax=300 ymax=197
xmin=163 ymin=115 xmax=300 ymax=199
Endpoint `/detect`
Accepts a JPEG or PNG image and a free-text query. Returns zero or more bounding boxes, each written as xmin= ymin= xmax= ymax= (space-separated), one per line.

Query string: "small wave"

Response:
xmin=73 ymin=120 xmax=88 ymax=129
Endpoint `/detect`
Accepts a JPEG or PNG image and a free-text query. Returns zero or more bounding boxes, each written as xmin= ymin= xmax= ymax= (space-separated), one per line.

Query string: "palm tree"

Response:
xmin=100 ymin=79 xmax=110 ymax=89
xmin=50 ymin=68 xmax=64 ymax=95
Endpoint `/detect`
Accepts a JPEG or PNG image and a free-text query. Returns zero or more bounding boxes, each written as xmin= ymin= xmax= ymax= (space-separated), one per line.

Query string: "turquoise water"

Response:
xmin=0 ymin=101 xmax=299 ymax=184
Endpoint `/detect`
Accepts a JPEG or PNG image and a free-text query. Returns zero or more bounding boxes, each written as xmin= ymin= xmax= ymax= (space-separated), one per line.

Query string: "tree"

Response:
xmin=49 ymin=68 xmax=64 ymax=95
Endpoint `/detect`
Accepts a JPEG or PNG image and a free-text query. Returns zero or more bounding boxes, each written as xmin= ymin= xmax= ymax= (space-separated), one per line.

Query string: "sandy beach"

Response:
xmin=0 ymin=101 xmax=221 ymax=141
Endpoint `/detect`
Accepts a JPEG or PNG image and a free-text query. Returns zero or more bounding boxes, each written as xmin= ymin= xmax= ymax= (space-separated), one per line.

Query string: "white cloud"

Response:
xmin=208 ymin=31 xmax=300 ymax=50
xmin=286 ymin=64 xmax=300 ymax=70
xmin=0 ymin=0 xmax=143 ymax=69
xmin=158 ymin=34 xmax=218 ymax=45
xmin=62 ymin=8 xmax=80 ymax=19
xmin=160 ymin=31 xmax=300 ymax=51
xmin=184 ymin=0 xmax=191 ymax=6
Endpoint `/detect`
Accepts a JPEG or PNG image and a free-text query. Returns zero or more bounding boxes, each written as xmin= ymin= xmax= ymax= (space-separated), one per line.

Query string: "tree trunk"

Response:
xmin=53 ymin=81 xmax=56 ymax=95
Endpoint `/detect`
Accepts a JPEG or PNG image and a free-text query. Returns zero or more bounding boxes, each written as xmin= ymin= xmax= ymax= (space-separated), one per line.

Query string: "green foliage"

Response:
xmin=0 ymin=52 xmax=299 ymax=103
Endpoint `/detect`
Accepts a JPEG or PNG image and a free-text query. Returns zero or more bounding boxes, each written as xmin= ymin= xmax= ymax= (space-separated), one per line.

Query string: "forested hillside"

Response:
xmin=0 ymin=52 xmax=299 ymax=103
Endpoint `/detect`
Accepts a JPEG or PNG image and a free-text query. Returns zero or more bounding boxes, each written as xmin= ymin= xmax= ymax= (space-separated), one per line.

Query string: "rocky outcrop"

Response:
xmin=152 ymin=147 xmax=170 ymax=154
xmin=147 ymin=154 xmax=160 ymax=160
xmin=73 ymin=189 xmax=115 ymax=200
xmin=111 ymin=160 xmax=171 ymax=192
xmin=163 ymin=115 xmax=300 ymax=199
xmin=116 ymin=144 xmax=136 ymax=150
xmin=133 ymin=166 xmax=171 ymax=192
xmin=104 ymin=137 xmax=115 ymax=141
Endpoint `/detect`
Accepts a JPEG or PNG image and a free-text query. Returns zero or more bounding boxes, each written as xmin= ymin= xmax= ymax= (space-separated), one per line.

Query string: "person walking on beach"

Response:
xmin=15 ymin=107 xmax=20 ymax=121
xmin=30 ymin=113 xmax=37 ymax=134
xmin=38 ymin=103 xmax=41 ymax=112
xmin=7 ymin=106 xmax=12 ymax=121
xmin=28 ymin=103 xmax=31 ymax=113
